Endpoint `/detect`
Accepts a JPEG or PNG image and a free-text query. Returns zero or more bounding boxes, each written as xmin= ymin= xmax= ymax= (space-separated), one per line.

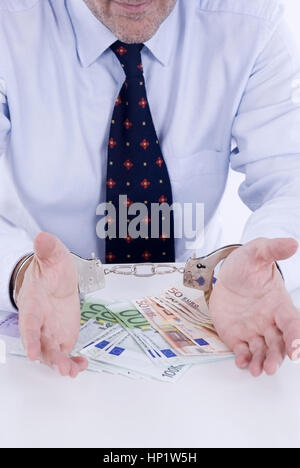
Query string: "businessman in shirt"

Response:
xmin=1 ymin=0 xmax=300 ymax=378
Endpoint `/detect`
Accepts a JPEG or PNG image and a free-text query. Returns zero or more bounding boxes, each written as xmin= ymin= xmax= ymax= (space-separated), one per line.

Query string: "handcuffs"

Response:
xmin=11 ymin=244 xmax=283 ymax=308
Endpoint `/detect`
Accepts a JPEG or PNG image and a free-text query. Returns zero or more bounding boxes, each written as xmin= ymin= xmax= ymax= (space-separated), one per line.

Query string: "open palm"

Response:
xmin=17 ymin=233 xmax=88 ymax=377
xmin=210 ymin=238 xmax=300 ymax=376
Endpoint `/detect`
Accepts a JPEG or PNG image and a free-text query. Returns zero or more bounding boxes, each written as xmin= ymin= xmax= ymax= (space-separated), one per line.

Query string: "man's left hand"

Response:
xmin=210 ymin=237 xmax=300 ymax=376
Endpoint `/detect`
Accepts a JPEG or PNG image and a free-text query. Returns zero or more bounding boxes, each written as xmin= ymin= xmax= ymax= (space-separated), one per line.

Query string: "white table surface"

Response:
xmin=1 ymin=267 xmax=300 ymax=449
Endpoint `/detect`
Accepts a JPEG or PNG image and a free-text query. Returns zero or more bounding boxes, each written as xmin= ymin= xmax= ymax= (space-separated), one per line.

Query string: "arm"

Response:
xmin=209 ymin=16 xmax=300 ymax=377
xmin=0 ymin=80 xmax=87 ymax=377
xmin=0 ymin=78 xmax=34 ymax=312
xmin=231 ymin=18 xmax=300 ymax=292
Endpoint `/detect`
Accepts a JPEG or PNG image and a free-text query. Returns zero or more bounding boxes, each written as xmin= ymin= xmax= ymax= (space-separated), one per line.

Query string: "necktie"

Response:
xmin=105 ymin=41 xmax=175 ymax=264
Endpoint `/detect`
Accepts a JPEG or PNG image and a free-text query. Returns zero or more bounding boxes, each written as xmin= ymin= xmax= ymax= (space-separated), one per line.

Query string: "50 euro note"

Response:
xmin=133 ymin=298 xmax=211 ymax=358
xmin=156 ymin=286 xmax=232 ymax=354
xmin=162 ymin=286 xmax=214 ymax=330
xmin=136 ymin=296 xmax=232 ymax=356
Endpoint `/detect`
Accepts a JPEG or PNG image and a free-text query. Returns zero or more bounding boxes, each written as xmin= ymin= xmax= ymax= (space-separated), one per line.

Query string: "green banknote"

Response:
xmin=81 ymin=298 xmax=117 ymax=327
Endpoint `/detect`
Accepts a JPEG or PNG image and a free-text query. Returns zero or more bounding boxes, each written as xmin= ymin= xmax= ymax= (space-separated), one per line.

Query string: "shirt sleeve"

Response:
xmin=230 ymin=18 xmax=300 ymax=293
xmin=0 ymin=78 xmax=10 ymax=154
xmin=0 ymin=78 xmax=34 ymax=312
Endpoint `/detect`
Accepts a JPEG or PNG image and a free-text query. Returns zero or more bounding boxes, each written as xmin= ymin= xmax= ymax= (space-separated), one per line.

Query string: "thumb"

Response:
xmin=255 ymin=237 xmax=298 ymax=264
xmin=34 ymin=232 xmax=69 ymax=267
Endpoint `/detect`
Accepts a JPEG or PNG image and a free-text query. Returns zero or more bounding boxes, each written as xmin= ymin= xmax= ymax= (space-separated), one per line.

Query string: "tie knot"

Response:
xmin=111 ymin=41 xmax=144 ymax=79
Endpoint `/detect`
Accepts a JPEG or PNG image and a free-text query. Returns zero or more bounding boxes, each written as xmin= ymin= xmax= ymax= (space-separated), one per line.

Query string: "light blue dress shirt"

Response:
xmin=0 ymin=0 xmax=300 ymax=311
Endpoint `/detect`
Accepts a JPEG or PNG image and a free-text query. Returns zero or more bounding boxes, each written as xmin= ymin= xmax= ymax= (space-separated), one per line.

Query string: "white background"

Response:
xmin=220 ymin=0 xmax=300 ymax=243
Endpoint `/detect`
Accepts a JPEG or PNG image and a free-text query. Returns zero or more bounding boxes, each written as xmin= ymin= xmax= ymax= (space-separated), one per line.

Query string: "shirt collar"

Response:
xmin=66 ymin=0 xmax=116 ymax=67
xmin=66 ymin=0 xmax=179 ymax=68
xmin=144 ymin=0 xmax=179 ymax=67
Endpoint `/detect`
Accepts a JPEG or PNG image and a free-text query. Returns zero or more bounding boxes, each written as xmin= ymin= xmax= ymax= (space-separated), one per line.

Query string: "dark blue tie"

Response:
xmin=105 ymin=41 xmax=175 ymax=264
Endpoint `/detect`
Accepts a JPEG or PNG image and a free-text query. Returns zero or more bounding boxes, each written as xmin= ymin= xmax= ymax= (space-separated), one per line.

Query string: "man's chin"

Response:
xmin=113 ymin=20 xmax=159 ymax=43
xmin=115 ymin=33 xmax=154 ymax=43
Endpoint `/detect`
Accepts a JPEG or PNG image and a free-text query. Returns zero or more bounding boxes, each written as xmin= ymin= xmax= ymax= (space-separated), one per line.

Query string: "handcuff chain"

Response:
xmin=104 ymin=263 xmax=185 ymax=277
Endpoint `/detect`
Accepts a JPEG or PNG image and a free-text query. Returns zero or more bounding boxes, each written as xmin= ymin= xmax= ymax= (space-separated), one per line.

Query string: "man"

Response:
xmin=0 ymin=0 xmax=300 ymax=378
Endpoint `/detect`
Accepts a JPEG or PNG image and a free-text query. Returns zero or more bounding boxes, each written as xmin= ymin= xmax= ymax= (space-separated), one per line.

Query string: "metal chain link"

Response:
xmin=104 ymin=263 xmax=185 ymax=278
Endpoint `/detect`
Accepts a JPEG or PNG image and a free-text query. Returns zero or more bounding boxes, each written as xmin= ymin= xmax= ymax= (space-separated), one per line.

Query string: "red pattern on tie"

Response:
xmin=105 ymin=41 xmax=175 ymax=263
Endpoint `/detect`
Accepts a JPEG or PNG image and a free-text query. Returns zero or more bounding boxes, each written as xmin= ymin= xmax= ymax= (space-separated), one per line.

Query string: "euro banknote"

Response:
xmin=80 ymin=292 xmax=233 ymax=378
xmin=145 ymin=297 xmax=230 ymax=354
xmin=79 ymin=322 xmax=190 ymax=382
xmin=78 ymin=298 xmax=192 ymax=381
xmin=105 ymin=300 xmax=183 ymax=364
xmin=0 ymin=283 xmax=233 ymax=382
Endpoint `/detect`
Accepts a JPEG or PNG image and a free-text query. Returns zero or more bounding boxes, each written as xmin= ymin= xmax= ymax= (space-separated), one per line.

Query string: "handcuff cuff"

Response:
xmin=11 ymin=244 xmax=283 ymax=308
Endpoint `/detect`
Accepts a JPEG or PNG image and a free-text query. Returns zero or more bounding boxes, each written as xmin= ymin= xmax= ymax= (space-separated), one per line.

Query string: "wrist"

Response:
xmin=9 ymin=253 xmax=34 ymax=309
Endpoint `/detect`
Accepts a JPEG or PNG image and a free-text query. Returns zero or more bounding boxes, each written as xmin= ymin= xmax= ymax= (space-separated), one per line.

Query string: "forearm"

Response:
xmin=228 ymin=14 xmax=300 ymax=295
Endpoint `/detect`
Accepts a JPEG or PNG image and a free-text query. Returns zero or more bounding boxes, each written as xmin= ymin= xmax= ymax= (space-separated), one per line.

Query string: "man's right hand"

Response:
xmin=17 ymin=232 xmax=88 ymax=377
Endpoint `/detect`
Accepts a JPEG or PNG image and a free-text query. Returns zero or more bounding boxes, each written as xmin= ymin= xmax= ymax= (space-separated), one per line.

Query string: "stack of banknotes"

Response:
xmin=0 ymin=285 xmax=233 ymax=382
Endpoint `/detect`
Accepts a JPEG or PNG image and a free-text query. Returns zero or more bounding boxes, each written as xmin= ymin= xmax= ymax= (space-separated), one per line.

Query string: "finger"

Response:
xmin=46 ymin=348 xmax=72 ymax=376
xmin=69 ymin=360 xmax=80 ymax=379
xmin=25 ymin=331 xmax=42 ymax=361
xmin=19 ymin=312 xmax=42 ymax=361
xmin=40 ymin=335 xmax=65 ymax=368
xmin=34 ymin=232 xmax=69 ymax=267
xmin=263 ymin=326 xmax=286 ymax=375
xmin=57 ymin=354 xmax=73 ymax=377
xmin=219 ymin=323 xmax=251 ymax=352
xmin=41 ymin=335 xmax=85 ymax=377
xmin=44 ymin=342 xmax=87 ymax=377
xmin=57 ymin=356 xmax=88 ymax=378
xmin=291 ymin=339 xmax=300 ymax=364
xmin=275 ymin=306 xmax=300 ymax=362
xmin=254 ymin=238 xmax=298 ymax=265
xmin=63 ymin=356 xmax=89 ymax=378
xmin=71 ymin=356 xmax=89 ymax=371
xmin=233 ymin=343 xmax=252 ymax=370
xmin=282 ymin=319 xmax=300 ymax=362
xmin=248 ymin=336 xmax=267 ymax=377
xmin=69 ymin=357 xmax=89 ymax=378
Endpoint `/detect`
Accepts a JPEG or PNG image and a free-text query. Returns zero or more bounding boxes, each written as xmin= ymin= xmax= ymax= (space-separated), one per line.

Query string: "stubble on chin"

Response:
xmin=83 ymin=0 xmax=177 ymax=44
